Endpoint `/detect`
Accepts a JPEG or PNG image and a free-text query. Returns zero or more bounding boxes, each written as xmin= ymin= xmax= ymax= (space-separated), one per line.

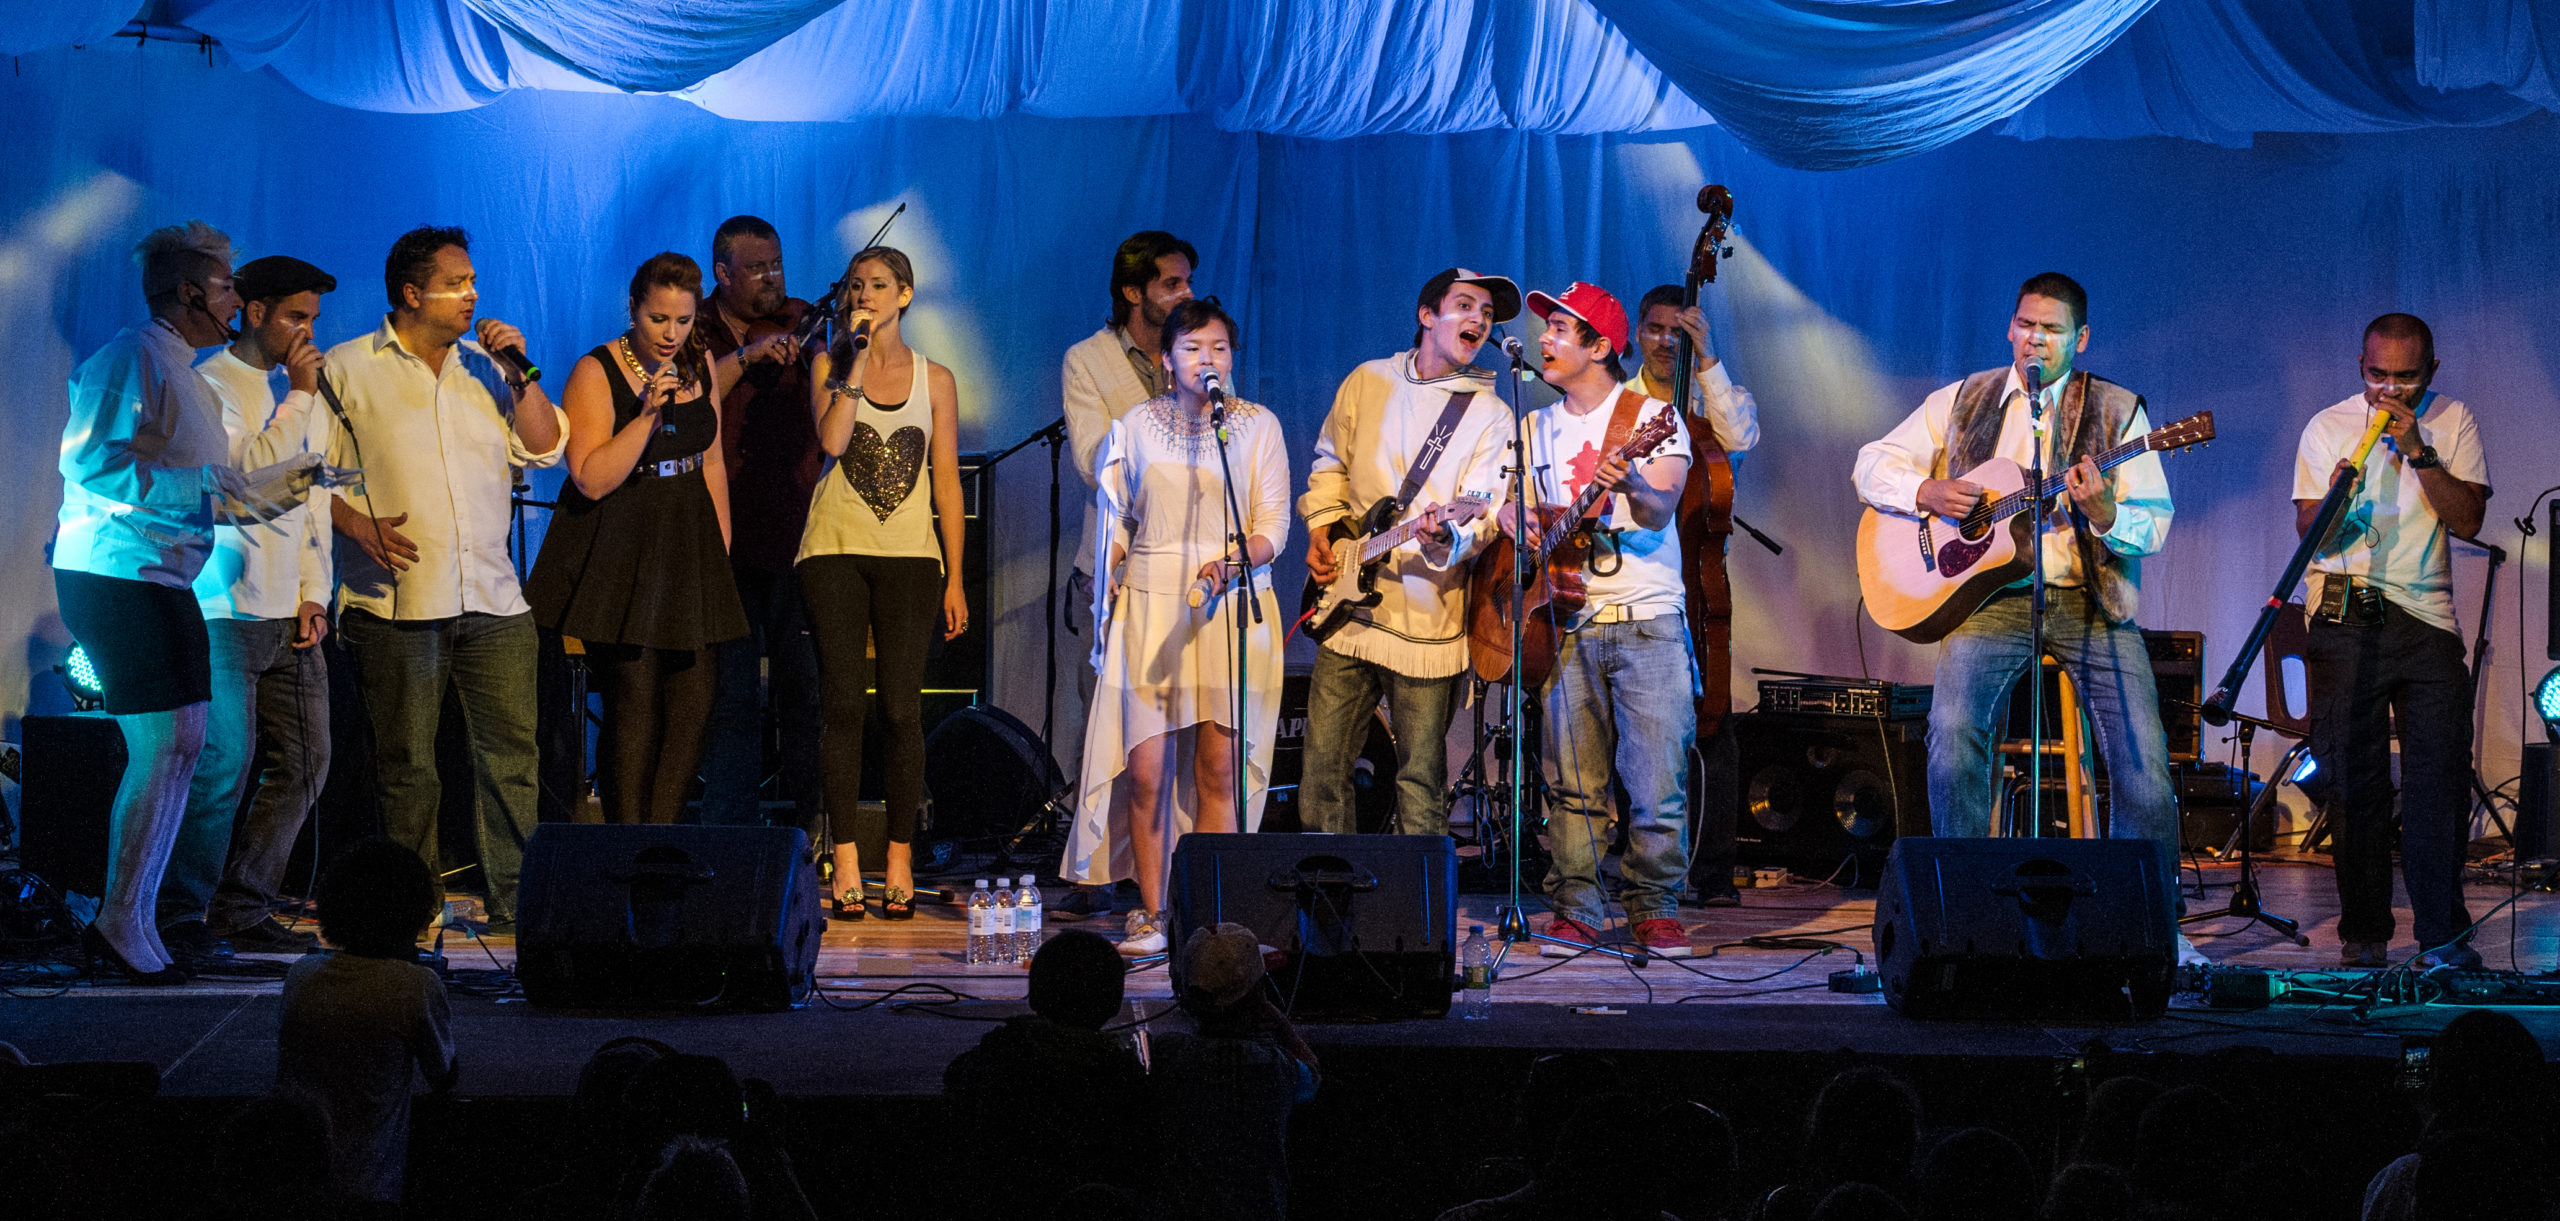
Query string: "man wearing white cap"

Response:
xmin=1298 ymin=268 xmax=1519 ymax=838
xmin=1504 ymin=282 xmax=1698 ymax=959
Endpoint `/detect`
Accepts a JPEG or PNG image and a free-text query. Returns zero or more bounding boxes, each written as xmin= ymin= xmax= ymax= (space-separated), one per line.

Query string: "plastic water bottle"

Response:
xmin=987 ymin=877 xmax=1017 ymax=964
xmin=1013 ymin=875 xmax=1045 ymax=963
xmin=1459 ymin=925 xmax=1494 ymax=1020
xmin=966 ymin=879 xmax=995 ymax=964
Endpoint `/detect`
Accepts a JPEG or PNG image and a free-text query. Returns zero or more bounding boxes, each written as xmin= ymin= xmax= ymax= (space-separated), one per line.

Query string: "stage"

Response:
xmin=5 ymin=850 xmax=2555 ymax=1216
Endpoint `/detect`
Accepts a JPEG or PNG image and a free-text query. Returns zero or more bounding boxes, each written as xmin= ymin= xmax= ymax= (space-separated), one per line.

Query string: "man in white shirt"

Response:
xmin=1852 ymin=273 xmax=2190 ymax=944
xmin=327 ymin=226 xmax=566 ymax=934
xmin=1299 ymin=268 xmax=1518 ymax=838
xmin=1630 ymin=284 xmax=1762 ymax=907
xmin=2295 ymin=313 xmax=2490 ymax=969
xmin=1505 ymin=283 xmax=1698 ymax=958
xmin=1055 ymin=231 xmax=1195 ymax=918
xmin=160 ymin=255 xmax=338 ymax=958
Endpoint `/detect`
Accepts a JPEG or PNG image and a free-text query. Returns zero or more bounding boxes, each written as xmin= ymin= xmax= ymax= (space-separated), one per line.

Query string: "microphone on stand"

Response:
xmin=1203 ymin=370 xmax=1230 ymax=439
xmin=2023 ymin=358 xmax=2046 ymax=415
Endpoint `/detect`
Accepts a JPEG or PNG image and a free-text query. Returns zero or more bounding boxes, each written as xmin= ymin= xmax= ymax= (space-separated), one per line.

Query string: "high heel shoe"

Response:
xmin=830 ymin=891 xmax=867 ymax=922
xmin=879 ymin=886 xmax=916 ymax=921
xmin=82 ymin=927 xmax=190 ymax=986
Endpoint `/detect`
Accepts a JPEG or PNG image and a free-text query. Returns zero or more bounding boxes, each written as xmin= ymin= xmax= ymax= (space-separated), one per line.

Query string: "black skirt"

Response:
xmin=53 ymin=568 xmax=211 ymax=713
xmin=525 ymin=345 xmax=749 ymax=652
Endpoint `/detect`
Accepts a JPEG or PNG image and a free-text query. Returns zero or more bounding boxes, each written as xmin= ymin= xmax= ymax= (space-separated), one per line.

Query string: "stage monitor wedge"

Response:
xmin=515 ymin=824 xmax=823 ymax=1012
xmin=1168 ymin=833 xmax=1457 ymax=1021
xmin=1873 ymin=836 xmax=2176 ymax=1019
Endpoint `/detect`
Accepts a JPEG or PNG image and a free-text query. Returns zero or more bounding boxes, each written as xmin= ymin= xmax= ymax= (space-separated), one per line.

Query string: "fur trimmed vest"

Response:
xmin=1942 ymin=368 xmax=2147 ymax=625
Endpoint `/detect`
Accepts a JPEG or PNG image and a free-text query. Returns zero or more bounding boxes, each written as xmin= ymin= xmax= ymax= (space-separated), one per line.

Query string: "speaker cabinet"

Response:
xmin=1167 ymin=833 xmax=1457 ymax=1021
xmin=18 ymin=715 xmax=123 ymax=898
xmin=515 ymin=824 xmax=823 ymax=1011
xmin=2175 ymin=762 xmax=2273 ymax=854
xmin=1734 ymin=712 xmax=1928 ymax=883
xmin=1874 ymin=837 xmax=2176 ymax=1018
xmin=2146 ymin=630 xmax=2205 ymax=763
xmin=2517 ymin=743 xmax=2558 ymax=861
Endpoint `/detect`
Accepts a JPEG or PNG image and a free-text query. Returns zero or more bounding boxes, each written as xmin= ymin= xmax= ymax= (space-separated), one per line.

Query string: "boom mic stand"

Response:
xmin=2167 ymin=699 xmax=2310 ymax=944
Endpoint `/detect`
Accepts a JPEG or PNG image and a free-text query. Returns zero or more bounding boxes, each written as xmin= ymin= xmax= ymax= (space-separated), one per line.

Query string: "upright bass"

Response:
xmin=1672 ymin=186 xmax=1737 ymax=737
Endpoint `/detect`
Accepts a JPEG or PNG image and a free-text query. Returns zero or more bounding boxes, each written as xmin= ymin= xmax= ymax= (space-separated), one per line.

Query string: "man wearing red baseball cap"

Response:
xmin=1297 ymin=267 xmax=1520 ymax=838
xmin=1504 ymin=282 xmax=1699 ymax=958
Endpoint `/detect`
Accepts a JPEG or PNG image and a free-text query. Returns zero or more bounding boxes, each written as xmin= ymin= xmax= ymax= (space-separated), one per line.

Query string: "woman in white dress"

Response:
xmin=1066 ymin=298 xmax=1291 ymax=956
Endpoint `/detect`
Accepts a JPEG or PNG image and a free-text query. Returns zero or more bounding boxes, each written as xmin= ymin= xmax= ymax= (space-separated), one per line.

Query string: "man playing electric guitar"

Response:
xmin=1851 ymin=272 xmax=2197 ymax=960
xmin=1298 ymin=267 xmax=1518 ymax=837
xmin=1502 ymin=283 xmax=1700 ymax=959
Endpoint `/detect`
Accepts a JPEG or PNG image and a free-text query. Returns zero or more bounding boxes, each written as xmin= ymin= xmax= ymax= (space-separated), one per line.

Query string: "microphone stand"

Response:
xmin=977 ymin=417 xmax=1071 ymax=745
xmin=2023 ymin=368 xmax=2051 ymax=838
xmin=1495 ymin=334 xmax=1536 ymax=953
xmin=1206 ymin=390 xmax=1260 ymax=822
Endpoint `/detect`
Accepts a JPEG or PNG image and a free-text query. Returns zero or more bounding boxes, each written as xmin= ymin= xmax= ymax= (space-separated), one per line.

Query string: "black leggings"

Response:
xmin=798 ymin=553 xmax=940 ymax=846
xmin=593 ymin=644 xmax=718 ymax=825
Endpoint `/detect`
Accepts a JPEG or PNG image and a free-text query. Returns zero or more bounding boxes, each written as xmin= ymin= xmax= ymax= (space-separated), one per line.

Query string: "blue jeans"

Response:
xmin=1302 ymin=645 xmax=1461 ymax=835
xmin=1540 ymin=615 xmax=1699 ymax=927
xmin=699 ymin=565 xmax=824 ymax=829
xmin=340 ymin=609 xmax=540 ymax=923
xmin=1927 ymin=589 xmax=2180 ymax=915
xmin=158 ymin=616 xmax=330 ymax=934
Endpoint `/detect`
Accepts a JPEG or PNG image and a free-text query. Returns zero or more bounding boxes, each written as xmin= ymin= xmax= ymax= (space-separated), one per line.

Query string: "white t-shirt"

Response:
xmin=1520 ymin=386 xmax=1692 ymax=617
xmin=2292 ymin=391 xmax=2487 ymax=638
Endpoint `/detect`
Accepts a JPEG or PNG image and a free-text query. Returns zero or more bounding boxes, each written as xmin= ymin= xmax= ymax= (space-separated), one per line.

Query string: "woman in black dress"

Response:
xmin=527 ymin=252 xmax=792 ymax=824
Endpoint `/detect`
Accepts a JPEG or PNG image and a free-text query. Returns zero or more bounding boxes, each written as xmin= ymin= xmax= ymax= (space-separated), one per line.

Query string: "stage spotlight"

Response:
xmin=2289 ymin=751 xmax=2320 ymax=785
xmin=2535 ymin=665 xmax=2560 ymax=739
xmin=54 ymin=644 xmax=103 ymax=712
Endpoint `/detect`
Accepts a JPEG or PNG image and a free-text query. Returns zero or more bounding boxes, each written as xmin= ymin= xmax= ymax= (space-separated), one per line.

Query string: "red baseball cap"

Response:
xmin=1526 ymin=282 xmax=1629 ymax=356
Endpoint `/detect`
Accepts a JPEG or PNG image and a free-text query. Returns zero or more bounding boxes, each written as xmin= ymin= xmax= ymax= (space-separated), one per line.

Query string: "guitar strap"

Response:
xmin=1389 ymin=390 xmax=1478 ymax=524
xmin=1583 ymin=388 xmax=1647 ymax=521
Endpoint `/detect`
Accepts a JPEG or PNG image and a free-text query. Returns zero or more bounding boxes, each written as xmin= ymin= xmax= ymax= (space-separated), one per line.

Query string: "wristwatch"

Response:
xmin=2410 ymin=445 xmax=2442 ymax=470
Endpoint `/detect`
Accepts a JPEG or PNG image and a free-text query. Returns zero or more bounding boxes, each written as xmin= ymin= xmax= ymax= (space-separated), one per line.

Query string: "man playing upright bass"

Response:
xmin=1852 ymin=272 xmax=2200 ymax=962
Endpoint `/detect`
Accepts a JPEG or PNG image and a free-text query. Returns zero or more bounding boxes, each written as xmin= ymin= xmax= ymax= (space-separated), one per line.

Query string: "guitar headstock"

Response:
xmin=1629 ymin=408 xmax=1683 ymax=459
xmin=2149 ymin=411 xmax=2216 ymax=452
xmin=1441 ymin=494 xmax=1496 ymax=525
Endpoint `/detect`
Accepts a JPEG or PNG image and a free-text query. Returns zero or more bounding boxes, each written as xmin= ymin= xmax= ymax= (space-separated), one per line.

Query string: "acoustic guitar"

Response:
xmin=1855 ymin=409 xmax=2215 ymax=643
xmin=1466 ymin=405 xmax=1685 ymax=687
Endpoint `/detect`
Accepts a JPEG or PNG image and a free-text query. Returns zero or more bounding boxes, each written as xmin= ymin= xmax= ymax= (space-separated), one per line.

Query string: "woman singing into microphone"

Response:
xmin=527 ymin=253 xmax=790 ymax=824
xmin=1065 ymin=297 xmax=1290 ymax=956
xmin=799 ymin=246 xmax=967 ymax=921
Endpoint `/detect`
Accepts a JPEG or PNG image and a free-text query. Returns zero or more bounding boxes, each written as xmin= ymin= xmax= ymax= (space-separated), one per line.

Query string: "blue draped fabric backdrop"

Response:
xmin=3 ymin=38 xmax=2554 ymax=831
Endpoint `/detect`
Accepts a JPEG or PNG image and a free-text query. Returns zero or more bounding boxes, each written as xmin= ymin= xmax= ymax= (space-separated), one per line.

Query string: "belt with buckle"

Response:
xmin=1578 ymin=602 xmax=1677 ymax=627
xmin=637 ymin=451 xmax=707 ymax=478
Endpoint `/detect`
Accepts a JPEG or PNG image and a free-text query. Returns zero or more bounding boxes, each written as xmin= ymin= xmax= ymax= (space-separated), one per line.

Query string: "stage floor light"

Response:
xmin=55 ymin=644 xmax=104 ymax=712
xmin=2536 ymin=665 xmax=2560 ymax=740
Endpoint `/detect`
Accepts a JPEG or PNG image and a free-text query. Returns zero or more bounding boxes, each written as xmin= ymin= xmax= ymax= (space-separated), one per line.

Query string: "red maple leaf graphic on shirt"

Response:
xmin=1564 ymin=438 xmax=1611 ymax=516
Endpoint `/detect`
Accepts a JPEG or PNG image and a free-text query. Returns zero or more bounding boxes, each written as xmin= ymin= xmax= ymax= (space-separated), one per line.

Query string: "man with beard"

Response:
xmin=2296 ymin=313 xmax=2489 ymax=969
xmin=162 ymin=255 xmax=339 ymax=959
xmin=1629 ymin=284 xmax=1760 ymax=908
xmin=696 ymin=215 xmax=824 ymax=831
xmin=1055 ymin=230 xmax=1195 ymax=918
xmin=1298 ymin=268 xmax=1519 ymax=838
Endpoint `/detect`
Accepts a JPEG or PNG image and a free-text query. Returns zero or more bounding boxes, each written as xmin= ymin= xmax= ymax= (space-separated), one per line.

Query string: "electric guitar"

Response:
xmin=1298 ymin=494 xmax=1496 ymax=642
xmin=1855 ymin=410 xmax=2215 ymax=643
xmin=1467 ymin=403 xmax=1685 ymax=687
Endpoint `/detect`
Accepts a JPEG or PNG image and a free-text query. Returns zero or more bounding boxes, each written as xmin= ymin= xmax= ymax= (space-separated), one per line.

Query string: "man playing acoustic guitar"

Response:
xmin=1502 ymin=283 xmax=1699 ymax=958
xmin=1852 ymin=272 xmax=2198 ymax=960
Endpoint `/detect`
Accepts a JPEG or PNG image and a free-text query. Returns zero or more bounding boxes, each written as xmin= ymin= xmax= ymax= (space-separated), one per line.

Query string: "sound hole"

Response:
xmin=1831 ymin=769 xmax=1891 ymax=840
xmin=1747 ymin=767 xmax=1803 ymax=833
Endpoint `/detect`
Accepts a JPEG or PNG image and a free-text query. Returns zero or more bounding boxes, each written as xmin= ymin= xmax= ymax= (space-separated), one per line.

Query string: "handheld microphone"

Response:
xmin=1188 ymin=572 xmax=1218 ymax=609
xmin=493 ymin=344 xmax=542 ymax=384
xmin=849 ymin=315 xmax=873 ymax=352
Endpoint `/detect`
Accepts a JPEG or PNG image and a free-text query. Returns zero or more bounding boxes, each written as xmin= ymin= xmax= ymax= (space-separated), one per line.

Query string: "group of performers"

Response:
xmin=51 ymin=215 xmax=2491 ymax=982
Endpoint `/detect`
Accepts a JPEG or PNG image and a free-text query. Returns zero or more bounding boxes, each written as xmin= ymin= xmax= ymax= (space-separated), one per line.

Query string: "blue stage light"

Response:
xmin=55 ymin=643 xmax=105 ymax=711
xmin=2536 ymin=665 xmax=2560 ymax=737
xmin=2289 ymin=752 xmax=2319 ymax=785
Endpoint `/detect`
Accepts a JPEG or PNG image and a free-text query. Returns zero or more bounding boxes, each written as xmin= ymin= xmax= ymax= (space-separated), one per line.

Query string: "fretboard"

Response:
xmin=1972 ymin=433 xmax=2151 ymax=530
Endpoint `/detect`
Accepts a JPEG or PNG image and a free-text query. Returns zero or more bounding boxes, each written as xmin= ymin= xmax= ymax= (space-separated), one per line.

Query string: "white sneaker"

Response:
xmin=2175 ymin=933 xmax=2211 ymax=967
xmin=1118 ymin=909 xmax=1167 ymax=957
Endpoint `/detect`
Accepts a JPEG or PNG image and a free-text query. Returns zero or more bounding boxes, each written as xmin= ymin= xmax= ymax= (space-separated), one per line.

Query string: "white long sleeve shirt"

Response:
xmin=53 ymin=321 xmax=231 ymax=589
xmin=1853 ymin=368 xmax=2172 ymax=587
xmin=1298 ymin=352 xmax=1512 ymax=678
xmin=1629 ymin=360 xmax=1761 ymax=459
xmin=192 ymin=349 xmax=334 ymax=620
xmin=324 ymin=317 xmax=568 ymax=620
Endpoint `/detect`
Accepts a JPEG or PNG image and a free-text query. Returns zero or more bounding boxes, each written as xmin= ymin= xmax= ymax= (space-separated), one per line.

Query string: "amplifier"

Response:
xmin=2144 ymin=630 xmax=2205 ymax=763
xmin=1758 ymin=677 xmax=1932 ymax=720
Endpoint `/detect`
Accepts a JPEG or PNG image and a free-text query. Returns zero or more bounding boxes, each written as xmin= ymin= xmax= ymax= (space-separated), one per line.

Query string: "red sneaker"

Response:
xmin=1541 ymin=916 xmax=1602 ymax=958
xmin=1632 ymin=918 xmax=1694 ymax=958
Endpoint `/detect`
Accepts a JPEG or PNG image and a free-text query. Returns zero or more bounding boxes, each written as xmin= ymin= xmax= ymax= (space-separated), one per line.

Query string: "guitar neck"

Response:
xmin=1533 ymin=423 xmax=1663 ymax=566
xmin=1986 ymin=432 xmax=2150 ymax=526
